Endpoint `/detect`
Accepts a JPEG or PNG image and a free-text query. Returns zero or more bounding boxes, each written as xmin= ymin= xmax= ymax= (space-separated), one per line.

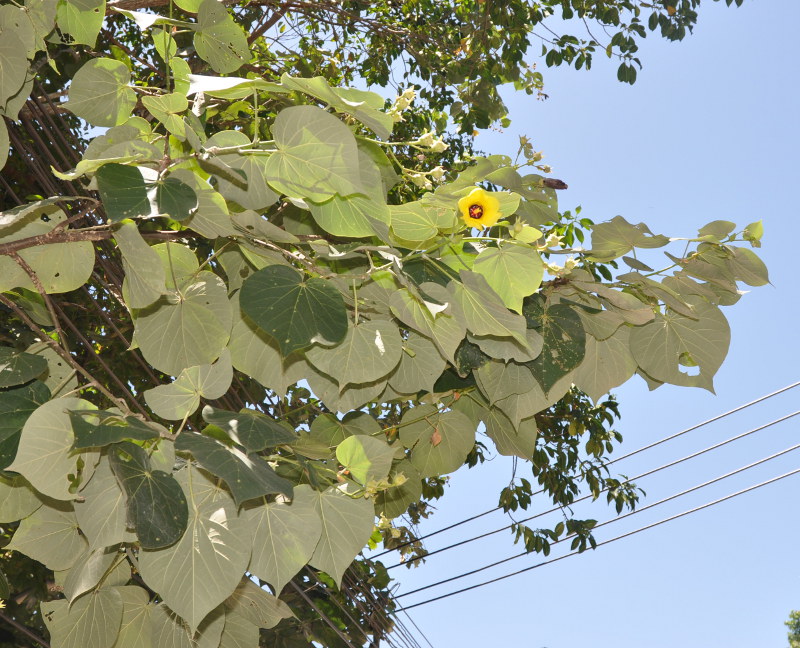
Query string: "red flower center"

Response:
xmin=468 ymin=204 xmax=484 ymax=219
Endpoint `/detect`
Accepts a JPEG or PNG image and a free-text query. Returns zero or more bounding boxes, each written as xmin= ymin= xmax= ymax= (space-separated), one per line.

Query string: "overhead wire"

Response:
xmin=289 ymin=581 xmax=361 ymax=648
xmin=301 ymin=568 xmax=391 ymax=648
xmin=349 ymin=571 xmax=428 ymax=648
xmin=337 ymin=567 xmax=426 ymax=648
xmin=299 ymin=564 xmax=430 ymax=648
xmin=395 ymin=431 xmax=800 ymax=599
xmin=396 ymin=464 xmax=800 ymax=612
xmin=384 ymin=408 xmax=800 ymax=570
xmin=392 ymin=607 xmax=437 ymax=648
xmin=372 ymin=379 xmax=800 ymax=559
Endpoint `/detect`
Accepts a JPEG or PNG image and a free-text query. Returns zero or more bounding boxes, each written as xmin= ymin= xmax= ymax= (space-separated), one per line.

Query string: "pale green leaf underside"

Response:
xmin=6 ymin=501 xmax=88 ymax=571
xmin=65 ymin=57 xmax=136 ymax=127
xmin=138 ymin=473 xmax=250 ymax=633
xmin=245 ymin=484 xmax=322 ymax=593
xmin=308 ymin=488 xmax=375 ymax=586
xmin=336 ymin=434 xmax=395 ymax=484
xmin=306 ymin=320 xmax=403 ymax=389
xmin=7 ymin=398 xmax=97 ymax=501
xmin=398 ymin=405 xmax=475 ymax=478
xmin=473 ymin=245 xmax=544 ymax=313
xmin=133 ymin=271 xmax=232 ymax=377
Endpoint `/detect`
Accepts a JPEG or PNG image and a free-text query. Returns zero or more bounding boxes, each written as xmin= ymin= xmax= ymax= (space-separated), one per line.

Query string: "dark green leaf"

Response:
xmin=156 ymin=177 xmax=197 ymax=221
xmin=454 ymin=339 xmax=487 ymax=378
xmin=96 ymin=164 xmax=152 ymax=222
xmin=175 ymin=432 xmax=293 ymax=505
xmin=524 ymin=298 xmax=586 ymax=393
xmin=0 ymin=346 xmax=47 ymax=387
xmin=239 ymin=265 xmax=348 ymax=356
xmin=201 ymin=406 xmax=297 ymax=452
xmin=109 ymin=441 xmax=188 ymax=549
xmin=0 ymin=380 xmax=50 ymax=470
xmin=69 ymin=411 xmax=161 ymax=449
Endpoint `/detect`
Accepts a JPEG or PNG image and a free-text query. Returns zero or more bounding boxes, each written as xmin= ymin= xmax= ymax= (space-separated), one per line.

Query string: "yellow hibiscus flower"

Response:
xmin=458 ymin=187 xmax=501 ymax=228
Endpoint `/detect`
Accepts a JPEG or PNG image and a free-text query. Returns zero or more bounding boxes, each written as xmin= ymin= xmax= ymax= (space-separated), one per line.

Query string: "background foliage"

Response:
xmin=0 ymin=1 xmax=761 ymax=647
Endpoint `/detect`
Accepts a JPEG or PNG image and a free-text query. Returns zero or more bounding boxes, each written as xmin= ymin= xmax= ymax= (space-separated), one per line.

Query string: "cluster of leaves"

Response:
xmin=788 ymin=610 xmax=800 ymax=648
xmin=0 ymin=1 xmax=764 ymax=648
xmin=209 ymin=0 xmax=749 ymax=129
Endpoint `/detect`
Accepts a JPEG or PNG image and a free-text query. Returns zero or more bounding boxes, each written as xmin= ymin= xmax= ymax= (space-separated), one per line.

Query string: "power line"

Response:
xmin=395 ymin=432 xmax=800 ymax=598
xmin=392 ymin=608 xmax=437 ymax=648
xmin=396 ymin=464 xmax=800 ymax=612
xmin=384 ymin=408 xmax=800 ymax=570
xmin=342 ymin=570 xmax=422 ymax=648
xmin=290 ymin=581 xmax=361 ymax=648
xmin=372 ymin=380 xmax=800 ymax=559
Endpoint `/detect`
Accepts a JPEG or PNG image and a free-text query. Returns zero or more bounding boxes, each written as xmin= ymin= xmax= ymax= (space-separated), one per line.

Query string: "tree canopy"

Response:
xmin=787 ymin=610 xmax=800 ymax=648
xmin=0 ymin=1 xmax=764 ymax=647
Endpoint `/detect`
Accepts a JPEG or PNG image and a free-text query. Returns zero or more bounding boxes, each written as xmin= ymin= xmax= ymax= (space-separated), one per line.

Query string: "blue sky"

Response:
xmin=386 ymin=2 xmax=800 ymax=646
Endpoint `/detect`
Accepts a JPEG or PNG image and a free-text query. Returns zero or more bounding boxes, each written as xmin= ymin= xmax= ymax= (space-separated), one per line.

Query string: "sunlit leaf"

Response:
xmin=74 ymin=456 xmax=130 ymax=550
xmin=308 ymin=487 xmax=375 ymax=586
xmin=573 ymin=326 xmax=638 ymax=402
xmin=473 ymin=244 xmax=544 ymax=313
xmin=41 ymin=587 xmax=122 ymax=648
xmin=398 ymin=405 xmax=475 ymax=478
xmin=0 ymin=474 xmax=42 ymax=523
xmin=133 ymin=271 xmax=232 ymax=376
xmin=450 ymin=270 xmax=529 ymax=346
xmin=224 ymin=579 xmax=293 ymax=629
xmin=630 ymin=297 xmax=730 ymax=391
xmin=7 ymin=397 xmax=98 ymax=500
xmin=245 ymin=484 xmax=322 ymax=593
xmin=193 ymin=0 xmax=250 ymax=73
xmin=65 ymin=58 xmax=137 ymax=127
xmin=144 ymin=351 xmax=233 ymax=420
xmin=6 ymin=500 xmax=87 ymax=571
xmin=306 ymin=320 xmax=403 ymax=388
xmin=116 ymin=221 xmax=167 ymax=308
xmin=55 ymin=0 xmax=105 ymax=46
xmin=336 ymin=434 xmax=394 ymax=484
xmin=264 ymin=105 xmax=362 ymax=201
xmin=138 ymin=467 xmax=250 ymax=633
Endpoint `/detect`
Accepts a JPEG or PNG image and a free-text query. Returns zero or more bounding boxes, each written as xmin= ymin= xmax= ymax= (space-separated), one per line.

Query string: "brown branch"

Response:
xmin=51 ymin=301 xmax=149 ymax=417
xmin=0 ymin=293 xmax=126 ymax=410
xmin=0 ymin=610 xmax=50 ymax=648
xmin=101 ymin=28 xmax=158 ymax=72
xmin=9 ymin=252 xmax=69 ymax=354
xmin=107 ymin=0 xmax=275 ymax=10
xmin=248 ymin=5 xmax=288 ymax=44
xmin=0 ymin=227 xmax=194 ymax=257
xmin=0 ymin=228 xmax=113 ymax=256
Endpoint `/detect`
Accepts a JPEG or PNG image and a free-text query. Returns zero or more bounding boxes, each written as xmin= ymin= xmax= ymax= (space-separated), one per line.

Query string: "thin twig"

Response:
xmin=0 ymin=293 xmax=124 ymax=409
xmin=9 ymin=252 xmax=69 ymax=354
xmin=0 ymin=610 xmax=50 ymax=648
